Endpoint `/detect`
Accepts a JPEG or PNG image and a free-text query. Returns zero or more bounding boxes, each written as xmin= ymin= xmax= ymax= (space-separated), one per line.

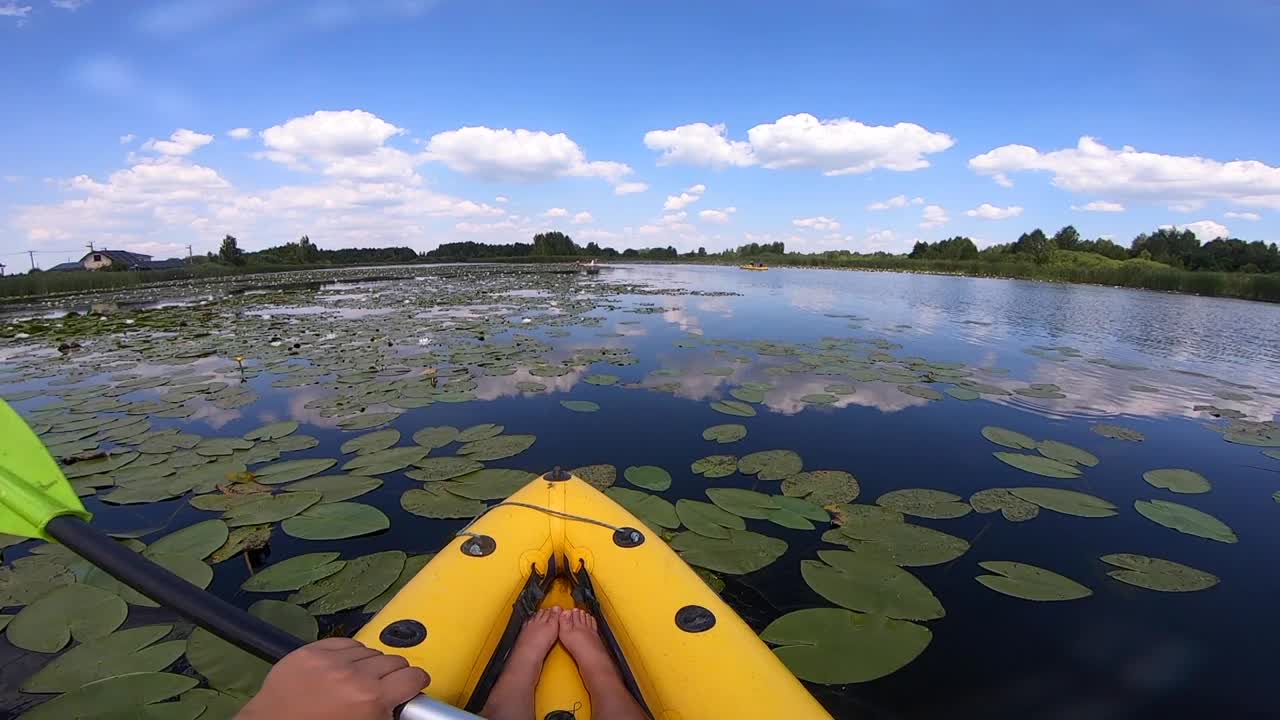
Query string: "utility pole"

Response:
xmin=86 ymin=241 xmax=95 ymax=254
xmin=28 ymin=250 xmax=37 ymax=271
xmin=186 ymin=244 xmax=193 ymax=264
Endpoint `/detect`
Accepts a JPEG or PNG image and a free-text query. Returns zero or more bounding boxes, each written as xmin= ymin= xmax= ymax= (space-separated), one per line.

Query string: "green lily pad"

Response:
xmin=584 ymin=374 xmax=619 ymax=386
xmin=195 ymin=437 xmax=255 ymax=457
xmin=1092 ymin=423 xmax=1145 ymax=442
xmin=242 ymin=421 xmax=299 ymax=441
xmin=21 ymin=625 xmax=185 ymax=693
xmin=208 ymin=525 xmax=272 ymax=564
xmin=675 ymin=499 xmax=747 ymax=539
xmin=993 ymin=452 xmax=1082 ymax=479
xmin=242 ymin=553 xmax=346 ymax=592
xmin=969 ymin=488 xmax=1040 ymax=522
xmin=186 ymin=600 xmax=317 ymax=694
xmin=282 ymin=502 xmax=389 ymax=540
xmin=456 ymin=423 xmax=505 ymax=442
xmin=222 ymin=491 xmax=322 ymax=526
xmin=1142 ymin=468 xmax=1211 ymax=494
xmin=516 ymin=381 xmax=547 ymax=392
xmin=18 ymin=672 xmax=199 ymax=720
xmin=801 ymin=550 xmax=944 ymax=620
xmin=447 ymin=468 xmax=537 ymax=500
xmin=738 ymin=449 xmax=803 ymax=481
xmin=1009 ymin=487 xmax=1117 ymax=518
xmin=729 ymin=387 xmax=766 ymax=404
xmin=289 ymin=550 xmax=406 ymax=615
xmin=86 ymin=552 xmax=213 ymax=607
xmin=876 ymin=489 xmax=971 ymax=519
xmin=560 ymin=400 xmax=600 ymax=413
xmin=800 ymin=393 xmax=838 ymax=405
xmin=62 ymin=451 xmax=139 ymax=479
xmin=1100 ymin=553 xmax=1220 ymax=592
xmin=254 ymin=458 xmax=337 ymax=485
xmin=363 ymin=554 xmax=432 ymax=614
xmin=408 ymin=457 xmax=485 ymax=482
xmin=623 ymin=465 xmax=672 ymax=491
xmin=781 ymin=471 xmax=860 ymax=505
xmin=339 ymin=429 xmax=401 ymax=455
xmin=6 ymin=584 xmax=128 ymax=653
xmin=1037 ymin=440 xmax=1099 ymax=468
xmin=569 ymin=464 xmax=616 ymax=489
xmin=604 ymin=487 xmax=679 ymax=529
xmin=824 ymin=384 xmax=856 ymax=395
xmin=702 ymin=424 xmax=747 ymax=444
xmin=822 ymin=522 xmax=969 ymax=567
xmin=706 ymin=488 xmax=778 ymax=520
xmin=1014 ymin=384 xmax=1067 ymax=399
xmin=402 ymin=485 xmax=487 ymax=519
xmin=143 ymin=520 xmax=229 ymax=561
xmin=457 ymin=434 xmax=536 ymax=461
xmin=286 ymin=474 xmax=382 ymax=503
xmin=945 ymin=386 xmax=980 ymax=401
xmin=336 ymin=412 xmax=400 ymax=431
xmin=981 ymin=426 xmax=1038 ymax=450
xmin=710 ymin=399 xmax=756 ymax=417
xmin=1134 ymin=499 xmax=1237 ymax=543
xmin=897 ymin=384 xmax=943 ymax=401
xmin=762 ymin=608 xmax=931 ymax=684
xmin=691 ymin=454 xmax=737 ymax=478
xmin=670 ymin=530 xmax=787 ymax=574
xmin=412 ymin=425 xmax=459 ymax=449
xmin=694 ymin=567 xmax=725 ymax=594
xmin=341 ymin=446 xmax=428 ymax=474
xmin=975 ymin=561 xmax=1092 ymax=601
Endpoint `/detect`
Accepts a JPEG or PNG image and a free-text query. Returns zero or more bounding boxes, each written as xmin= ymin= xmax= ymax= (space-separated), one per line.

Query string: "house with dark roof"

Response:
xmin=48 ymin=262 xmax=85 ymax=272
xmin=81 ymin=250 xmax=155 ymax=270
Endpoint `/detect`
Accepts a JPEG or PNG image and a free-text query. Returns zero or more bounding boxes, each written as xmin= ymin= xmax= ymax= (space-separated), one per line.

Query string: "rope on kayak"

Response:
xmin=455 ymin=500 xmax=623 ymax=541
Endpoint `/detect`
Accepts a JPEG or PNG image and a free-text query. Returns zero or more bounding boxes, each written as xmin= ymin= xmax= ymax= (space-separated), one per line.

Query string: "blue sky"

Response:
xmin=2 ymin=0 xmax=1279 ymax=266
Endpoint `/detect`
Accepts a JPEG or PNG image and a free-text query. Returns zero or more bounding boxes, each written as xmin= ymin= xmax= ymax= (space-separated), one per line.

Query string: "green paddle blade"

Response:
xmin=0 ymin=400 xmax=91 ymax=540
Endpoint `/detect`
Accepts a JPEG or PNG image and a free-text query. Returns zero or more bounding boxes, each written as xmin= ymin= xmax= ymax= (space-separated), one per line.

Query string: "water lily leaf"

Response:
xmin=289 ymin=550 xmax=406 ymax=615
xmin=516 ymin=381 xmax=547 ymax=392
xmin=363 ymin=554 xmax=432 ymax=614
xmin=702 ymin=424 xmax=747 ymax=444
xmin=584 ymin=374 xmax=619 ymax=386
xmin=286 ymin=474 xmax=382 ymax=503
xmin=62 ymin=451 xmax=139 ymax=479
xmin=824 ymin=384 xmax=856 ymax=395
xmin=897 ymin=384 xmax=943 ymax=401
xmin=876 ymin=489 xmax=971 ymax=519
xmin=254 ymin=458 xmax=337 ymax=485
xmin=456 ymin=423 xmax=505 ymax=442
xmin=21 ymin=625 xmax=184 ymax=694
xmin=339 ymin=429 xmax=401 ymax=455
xmin=1014 ymin=384 xmax=1066 ymax=399
xmin=993 ymin=452 xmax=1082 ymax=479
xmin=670 ymin=530 xmax=787 ymax=574
xmin=781 ymin=470 xmax=860 ymax=505
xmin=675 ymin=499 xmax=746 ymax=539
xmin=1134 ymin=499 xmax=1237 ymax=543
xmin=980 ymin=426 xmax=1038 ymax=450
xmin=282 ymin=502 xmax=389 ymax=540
xmin=945 ymin=386 xmax=980 ymax=401
xmin=802 ymin=550 xmax=944 ymax=620
xmin=738 ymin=449 xmax=803 ymax=480
xmin=560 ymin=400 xmax=600 ymax=413
xmin=822 ymin=522 xmax=969 ymax=567
xmin=100 ymin=475 xmax=200 ymax=505
xmin=341 ymin=446 xmax=428 ymax=474
xmin=242 ymin=553 xmax=346 ymax=592
xmin=186 ymin=600 xmax=317 ymax=694
xmin=1037 ymin=440 xmax=1099 ymax=468
xmin=336 ymin=412 xmax=400 ymax=431
xmin=7 ymin=584 xmax=128 ymax=652
xmin=694 ymin=567 xmax=725 ymax=594
xmin=969 ymin=488 xmax=1039 ymax=522
xmin=84 ymin=551 xmax=213 ymax=608
xmin=446 ymin=468 xmax=537 ymax=500
xmin=457 ymin=434 xmax=536 ymax=461
xmin=569 ymin=464 xmax=616 ymax=489
xmin=706 ymin=488 xmax=778 ymax=519
xmin=18 ymin=672 xmax=199 ymax=720
xmin=710 ymin=399 xmax=756 ymax=417
xmin=243 ymin=421 xmax=299 ymax=441
xmin=691 ymin=454 xmax=737 ymax=478
xmin=975 ymin=561 xmax=1092 ymax=601
xmin=222 ymin=491 xmax=322 ymax=526
xmin=208 ymin=525 xmax=272 ymax=564
xmin=143 ymin=520 xmax=229 ymax=560
xmin=800 ymin=393 xmax=838 ymax=405
xmin=401 ymin=485 xmax=486 ymax=519
xmin=412 ymin=425 xmax=459 ymax=449
xmin=1100 ymin=553 xmax=1220 ymax=592
xmin=1092 ymin=423 xmax=1145 ymax=442
xmin=408 ymin=457 xmax=484 ymax=483
xmin=604 ymin=487 xmax=679 ymax=529
xmin=1009 ymin=487 xmax=1116 ymax=517
xmin=1142 ymin=468 xmax=1211 ymax=494
xmin=623 ymin=465 xmax=672 ymax=491
xmin=762 ymin=608 xmax=931 ymax=684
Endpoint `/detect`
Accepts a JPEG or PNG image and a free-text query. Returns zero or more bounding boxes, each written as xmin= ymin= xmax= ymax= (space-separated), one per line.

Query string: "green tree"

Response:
xmin=697 ymin=247 xmax=707 ymax=257
xmin=219 ymin=235 xmax=246 ymax=266
xmin=1012 ymin=229 xmax=1053 ymax=264
xmin=531 ymin=231 xmax=578 ymax=256
xmin=1051 ymin=225 xmax=1081 ymax=250
xmin=293 ymin=235 xmax=320 ymax=264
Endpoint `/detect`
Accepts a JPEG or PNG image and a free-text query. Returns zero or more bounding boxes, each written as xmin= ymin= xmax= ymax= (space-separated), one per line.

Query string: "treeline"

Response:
xmin=424 ymin=232 xmax=686 ymax=261
xmin=909 ymin=226 xmax=1280 ymax=273
xmin=211 ymin=235 xmax=418 ymax=267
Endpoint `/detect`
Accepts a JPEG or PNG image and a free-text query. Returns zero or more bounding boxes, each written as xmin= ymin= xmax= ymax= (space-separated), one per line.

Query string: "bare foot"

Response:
xmin=510 ymin=606 xmax=561 ymax=667
xmin=557 ymin=607 xmax=610 ymax=667
xmin=481 ymin=606 xmax=561 ymax=720
xmin=558 ymin=608 xmax=648 ymax=720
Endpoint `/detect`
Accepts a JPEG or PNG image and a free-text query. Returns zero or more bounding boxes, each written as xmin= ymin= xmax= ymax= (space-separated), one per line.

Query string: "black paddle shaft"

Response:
xmin=46 ymin=515 xmax=305 ymax=663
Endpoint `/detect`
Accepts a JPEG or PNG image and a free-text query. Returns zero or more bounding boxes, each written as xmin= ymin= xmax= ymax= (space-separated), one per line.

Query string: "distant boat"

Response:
xmin=578 ymin=259 xmax=602 ymax=274
xmin=739 ymin=263 xmax=768 ymax=271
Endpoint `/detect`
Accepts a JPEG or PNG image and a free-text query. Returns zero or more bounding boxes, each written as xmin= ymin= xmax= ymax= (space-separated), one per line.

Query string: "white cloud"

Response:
xmin=613 ymin=181 xmax=648 ymax=195
xmin=494 ymin=195 xmax=509 ymax=203
xmin=543 ymin=208 xmax=569 ymax=218
xmin=1161 ymin=220 xmax=1230 ymax=241
xmin=1071 ymin=200 xmax=1125 ymax=213
xmin=1225 ymin=211 xmax=1260 ymax=221
xmin=970 ymin=136 xmax=1280 ymax=208
xmin=572 ymin=211 xmax=593 ymax=224
xmin=227 ymin=127 xmax=252 ymax=140
xmin=51 ymin=0 xmax=87 ymax=9
xmin=867 ymin=194 xmax=923 ymax=210
xmin=663 ymin=184 xmax=706 ymax=211
xmin=964 ymin=203 xmax=1023 ymax=220
xmin=1168 ymin=201 xmax=1204 ymax=213
xmin=792 ymin=216 xmax=841 ymax=232
xmin=698 ymin=207 xmax=736 ymax=224
xmin=992 ymin=173 xmax=1013 ymax=188
xmin=423 ymin=125 xmax=633 ymax=187
xmin=645 ymin=113 xmax=954 ymax=176
xmin=261 ymin=109 xmax=403 ymax=164
xmin=1 ymin=3 xmax=31 ymax=20
xmin=119 ymin=133 xmax=136 ymax=145
xmin=142 ymin=128 xmax=214 ymax=156
xmin=919 ymin=205 xmax=949 ymax=229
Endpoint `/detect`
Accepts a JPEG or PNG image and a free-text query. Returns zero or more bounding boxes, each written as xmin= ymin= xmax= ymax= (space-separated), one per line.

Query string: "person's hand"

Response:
xmin=236 ymin=637 xmax=430 ymax=720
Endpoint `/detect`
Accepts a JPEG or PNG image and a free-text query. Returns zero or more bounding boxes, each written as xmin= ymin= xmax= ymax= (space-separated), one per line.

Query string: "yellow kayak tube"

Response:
xmin=739 ymin=264 xmax=769 ymax=271
xmin=357 ymin=470 xmax=831 ymax=719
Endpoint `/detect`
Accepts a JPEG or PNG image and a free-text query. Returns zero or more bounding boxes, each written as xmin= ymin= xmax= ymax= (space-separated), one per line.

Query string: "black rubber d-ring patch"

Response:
xmin=545 ymin=711 xmax=576 ymax=720
xmin=675 ymin=605 xmax=716 ymax=633
xmin=543 ymin=466 xmax=572 ymax=482
xmin=612 ymin=527 xmax=645 ymax=548
xmin=460 ymin=535 xmax=496 ymax=557
xmin=379 ymin=619 xmax=427 ymax=648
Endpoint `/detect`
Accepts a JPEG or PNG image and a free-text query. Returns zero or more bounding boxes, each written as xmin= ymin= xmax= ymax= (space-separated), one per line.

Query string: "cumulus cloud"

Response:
xmin=227 ymin=127 xmax=252 ymax=140
xmin=920 ymin=205 xmax=949 ymax=229
xmin=867 ymin=194 xmax=924 ymax=210
xmin=1161 ymin=220 xmax=1230 ymax=241
xmin=494 ymin=195 xmax=509 ymax=203
xmin=543 ymin=208 xmax=568 ymax=217
xmin=793 ymin=216 xmax=841 ymax=231
xmin=1225 ymin=211 xmax=1260 ymax=221
xmin=970 ymin=136 xmax=1280 ymax=208
xmin=965 ymin=203 xmax=1023 ymax=220
xmin=142 ymin=128 xmax=213 ymax=156
xmin=572 ymin=211 xmax=593 ymax=224
xmin=1071 ymin=200 xmax=1125 ymax=213
xmin=663 ymin=184 xmax=706 ymax=211
xmin=423 ymin=126 xmax=634 ymax=187
xmin=51 ymin=0 xmax=87 ymax=9
xmin=698 ymin=207 xmax=736 ymax=224
xmin=1 ymin=3 xmax=32 ymax=21
xmin=645 ymin=113 xmax=954 ymax=176
xmin=119 ymin=133 xmax=136 ymax=144
xmin=613 ymin=181 xmax=648 ymax=195
xmin=256 ymin=110 xmax=422 ymax=182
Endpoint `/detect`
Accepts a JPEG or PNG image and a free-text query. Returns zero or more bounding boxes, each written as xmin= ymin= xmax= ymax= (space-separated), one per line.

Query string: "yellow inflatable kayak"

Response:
xmin=739 ymin=264 xmax=769 ymax=271
xmin=358 ymin=471 xmax=831 ymax=719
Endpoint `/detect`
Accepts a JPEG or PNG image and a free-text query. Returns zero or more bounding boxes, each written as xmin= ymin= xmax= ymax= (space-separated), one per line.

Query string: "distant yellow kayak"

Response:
xmin=739 ymin=264 xmax=769 ymax=271
xmin=359 ymin=471 xmax=831 ymax=719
